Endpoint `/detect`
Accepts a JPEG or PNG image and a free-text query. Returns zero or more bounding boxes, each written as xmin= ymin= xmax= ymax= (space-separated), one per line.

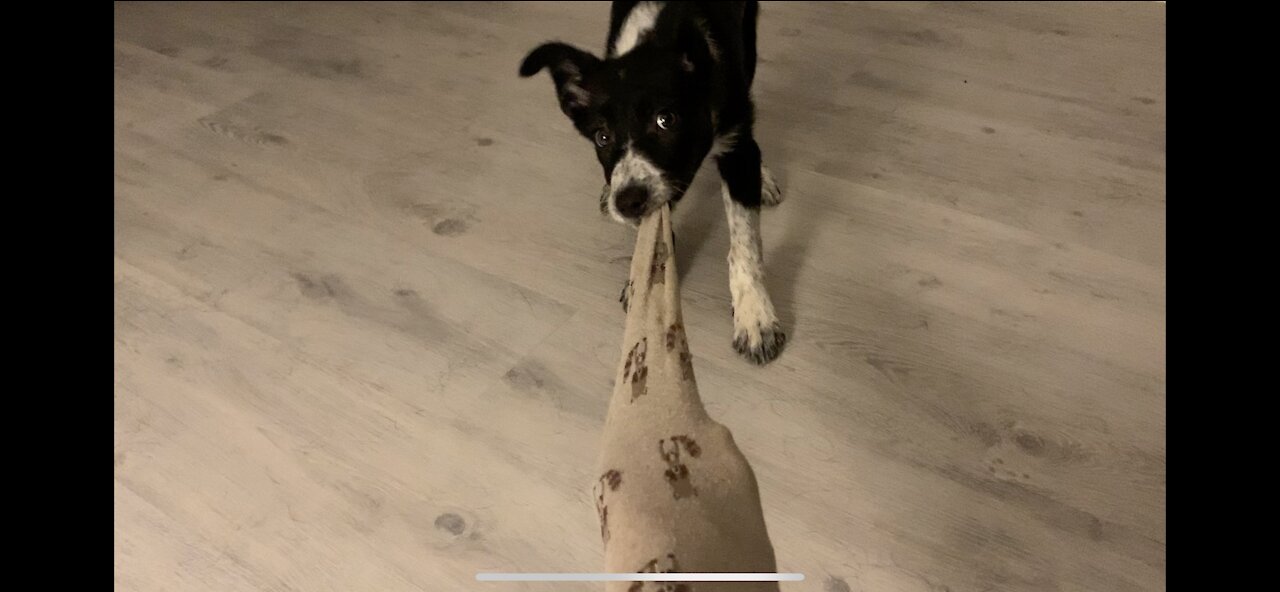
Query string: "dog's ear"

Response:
xmin=519 ymin=42 xmax=602 ymax=118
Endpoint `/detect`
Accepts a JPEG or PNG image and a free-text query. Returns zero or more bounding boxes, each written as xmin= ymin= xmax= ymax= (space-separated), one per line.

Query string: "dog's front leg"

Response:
xmin=716 ymin=139 xmax=786 ymax=365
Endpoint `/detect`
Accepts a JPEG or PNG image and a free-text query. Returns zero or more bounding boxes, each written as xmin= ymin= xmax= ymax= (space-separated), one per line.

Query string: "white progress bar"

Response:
xmin=477 ymin=573 xmax=804 ymax=582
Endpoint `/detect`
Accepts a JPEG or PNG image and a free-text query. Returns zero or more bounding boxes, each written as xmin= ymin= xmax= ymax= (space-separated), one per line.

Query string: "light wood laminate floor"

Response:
xmin=114 ymin=2 xmax=1166 ymax=591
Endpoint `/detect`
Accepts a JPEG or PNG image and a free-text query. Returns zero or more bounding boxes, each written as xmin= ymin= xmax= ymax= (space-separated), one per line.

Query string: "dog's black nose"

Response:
xmin=614 ymin=185 xmax=649 ymax=218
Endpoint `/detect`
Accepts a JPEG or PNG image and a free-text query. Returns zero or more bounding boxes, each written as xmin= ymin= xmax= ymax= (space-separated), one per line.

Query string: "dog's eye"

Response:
xmin=655 ymin=111 xmax=677 ymax=131
xmin=594 ymin=129 xmax=611 ymax=147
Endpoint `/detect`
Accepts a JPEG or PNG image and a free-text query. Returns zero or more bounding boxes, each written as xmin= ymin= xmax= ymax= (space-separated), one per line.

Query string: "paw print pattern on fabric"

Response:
xmin=593 ymin=469 xmax=623 ymax=544
xmin=623 ymin=337 xmax=649 ymax=402
xmin=649 ymin=234 xmax=669 ymax=289
xmin=628 ymin=554 xmax=689 ymax=592
xmin=659 ymin=436 xmax=701 ymax=499
xmin=665 ymin=322 xmax=684 ymax=351
xmin=664 ymin=322 xmax=696 ymax=381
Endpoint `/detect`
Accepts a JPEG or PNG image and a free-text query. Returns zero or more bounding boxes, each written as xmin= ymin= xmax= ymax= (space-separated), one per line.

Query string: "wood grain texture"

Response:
xmin=114 ymin=2 xmax=1166 ymax=591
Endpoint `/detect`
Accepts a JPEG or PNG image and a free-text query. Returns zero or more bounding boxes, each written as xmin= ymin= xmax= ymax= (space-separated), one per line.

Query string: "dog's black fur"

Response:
xmin=520 ymin=1 xmax=787 ymax=365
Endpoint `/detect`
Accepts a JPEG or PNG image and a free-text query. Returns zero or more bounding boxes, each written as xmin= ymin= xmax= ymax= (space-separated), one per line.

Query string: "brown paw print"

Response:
xmin=593 ymin=469 xmax=622 ymax=543
xmin=623 ymin=338 xmax=649 ymax=402
xmin=620 ymin=279 xmax=634 ymax=313
xmin=630 ymin=582 xmax=691 ymax=592
xmin=665 ymin=322 xmax=684 ymax=351
xmin=629 ymin=554 xmax=689 ymax=592
xmin=630 ymin=583 xmax=691 ymax=592
xmin=659 ymin=436 xmax=701 ymax=499
xmin=678 ymin=350 xmax=695 ymax=381
xmin=665 ymin=323 xmax=695 ymax=381
xmin=648 ymin=237 xmax=669 ymax=289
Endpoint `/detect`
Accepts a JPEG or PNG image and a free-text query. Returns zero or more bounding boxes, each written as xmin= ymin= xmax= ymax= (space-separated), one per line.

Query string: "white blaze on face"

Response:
xmin=606 ymin=144 xmax=668 ymax=224
xmin=614 ymin=1 xmax=665 ymax=56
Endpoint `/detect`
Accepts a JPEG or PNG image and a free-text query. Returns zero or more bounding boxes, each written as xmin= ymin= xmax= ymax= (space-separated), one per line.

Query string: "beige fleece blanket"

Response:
xmin=593 ymin=204 xmax=780 ymax=592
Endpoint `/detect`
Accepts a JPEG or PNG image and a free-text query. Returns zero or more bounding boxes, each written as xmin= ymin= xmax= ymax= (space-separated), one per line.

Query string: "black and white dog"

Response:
xmin=519 ymin=1 xmax=786 ymax=365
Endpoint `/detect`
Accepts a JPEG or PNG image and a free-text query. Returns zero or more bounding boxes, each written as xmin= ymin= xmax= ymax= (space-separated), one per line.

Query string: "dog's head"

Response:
xmin=520 ymin=38 xmax=713 ymax=224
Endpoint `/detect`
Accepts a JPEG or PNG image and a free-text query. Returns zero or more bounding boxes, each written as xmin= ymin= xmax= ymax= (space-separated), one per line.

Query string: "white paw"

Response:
xmin=730 ymin=289 xmax=786 ymax=365
xmin=761 ymin=165 xmax=783 ymax=207
xmin=733 ymin=316 xmax=787 ymax=365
